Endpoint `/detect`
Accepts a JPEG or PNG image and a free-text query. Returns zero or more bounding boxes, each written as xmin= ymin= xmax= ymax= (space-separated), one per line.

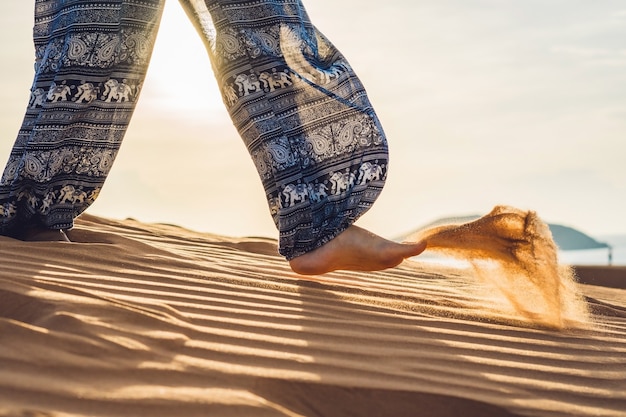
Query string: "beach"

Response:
xmin=1 ymin=214 xmax=625 ymax=417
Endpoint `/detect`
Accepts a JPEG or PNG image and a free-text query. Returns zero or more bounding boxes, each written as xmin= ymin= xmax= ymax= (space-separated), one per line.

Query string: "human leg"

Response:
xmin=0 ymin=0 xmax=166 ymax=238
xmin=179 ymin=0 xmax=424 ymax=271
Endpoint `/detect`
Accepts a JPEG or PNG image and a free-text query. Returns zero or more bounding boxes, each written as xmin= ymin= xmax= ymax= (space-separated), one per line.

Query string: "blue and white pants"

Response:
xmin=0 ymin=0 xmax=389 ymax=259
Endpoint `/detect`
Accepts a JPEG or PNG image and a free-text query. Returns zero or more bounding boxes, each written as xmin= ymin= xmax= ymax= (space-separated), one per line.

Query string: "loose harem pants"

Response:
xmin=0 ymin=0 xmax=389 ymax=260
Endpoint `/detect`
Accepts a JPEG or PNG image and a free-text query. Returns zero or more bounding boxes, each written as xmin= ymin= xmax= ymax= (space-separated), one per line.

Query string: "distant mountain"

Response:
xmin=548 ymin=224 xmax=609 ymax=250
xmin=402 ymin=214 xmax=610 ymax=251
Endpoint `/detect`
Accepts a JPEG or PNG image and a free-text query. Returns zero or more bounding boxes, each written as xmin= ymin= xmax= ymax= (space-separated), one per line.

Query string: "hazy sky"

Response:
xmin=1 ymin=1 xmax=625 ymax=240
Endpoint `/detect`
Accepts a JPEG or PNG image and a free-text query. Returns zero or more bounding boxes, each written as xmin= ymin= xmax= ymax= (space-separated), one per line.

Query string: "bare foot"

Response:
xmin=289 ymin=225 xmax=426 ymax=275
xmin=19 ymin=227 xmax=71 ymax=242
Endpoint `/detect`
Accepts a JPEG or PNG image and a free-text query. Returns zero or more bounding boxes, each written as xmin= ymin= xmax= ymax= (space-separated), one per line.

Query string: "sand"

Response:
xmin=0 ymin=214 xmax=625 ymax=417
xmin=408 ymin=206 xmax=591 ymax=330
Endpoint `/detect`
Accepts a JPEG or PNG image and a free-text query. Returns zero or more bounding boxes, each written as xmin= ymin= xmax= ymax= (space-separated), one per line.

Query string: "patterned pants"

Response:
xmin=0 ymin=0 xmax=389 ymax=260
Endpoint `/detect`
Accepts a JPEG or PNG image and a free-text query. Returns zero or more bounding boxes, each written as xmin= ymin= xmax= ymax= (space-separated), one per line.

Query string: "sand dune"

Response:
xmin=0 ymin=214 xmax=624 ymax=417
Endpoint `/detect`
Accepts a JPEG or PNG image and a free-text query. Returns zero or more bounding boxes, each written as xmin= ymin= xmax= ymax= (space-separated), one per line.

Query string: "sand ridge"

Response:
xmin=0 ymin=214 xmax=625 ymax=416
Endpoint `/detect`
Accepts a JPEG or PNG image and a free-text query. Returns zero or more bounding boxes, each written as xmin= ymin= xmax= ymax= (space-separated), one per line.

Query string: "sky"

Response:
xmin=1 ymin=1 xmax=625 ymax=241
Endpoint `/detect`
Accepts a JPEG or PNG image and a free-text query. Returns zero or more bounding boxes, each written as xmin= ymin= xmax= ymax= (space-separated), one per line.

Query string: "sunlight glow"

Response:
xmin=143 ymin=1 xmax=224 ymax=119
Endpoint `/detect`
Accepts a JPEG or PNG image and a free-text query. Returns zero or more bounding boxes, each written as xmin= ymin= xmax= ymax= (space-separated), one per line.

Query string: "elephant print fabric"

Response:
xmin=0 ymin=0 xmax=389 ymax=260
xmin=0 ymin=0 xmax=160 ymax=235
